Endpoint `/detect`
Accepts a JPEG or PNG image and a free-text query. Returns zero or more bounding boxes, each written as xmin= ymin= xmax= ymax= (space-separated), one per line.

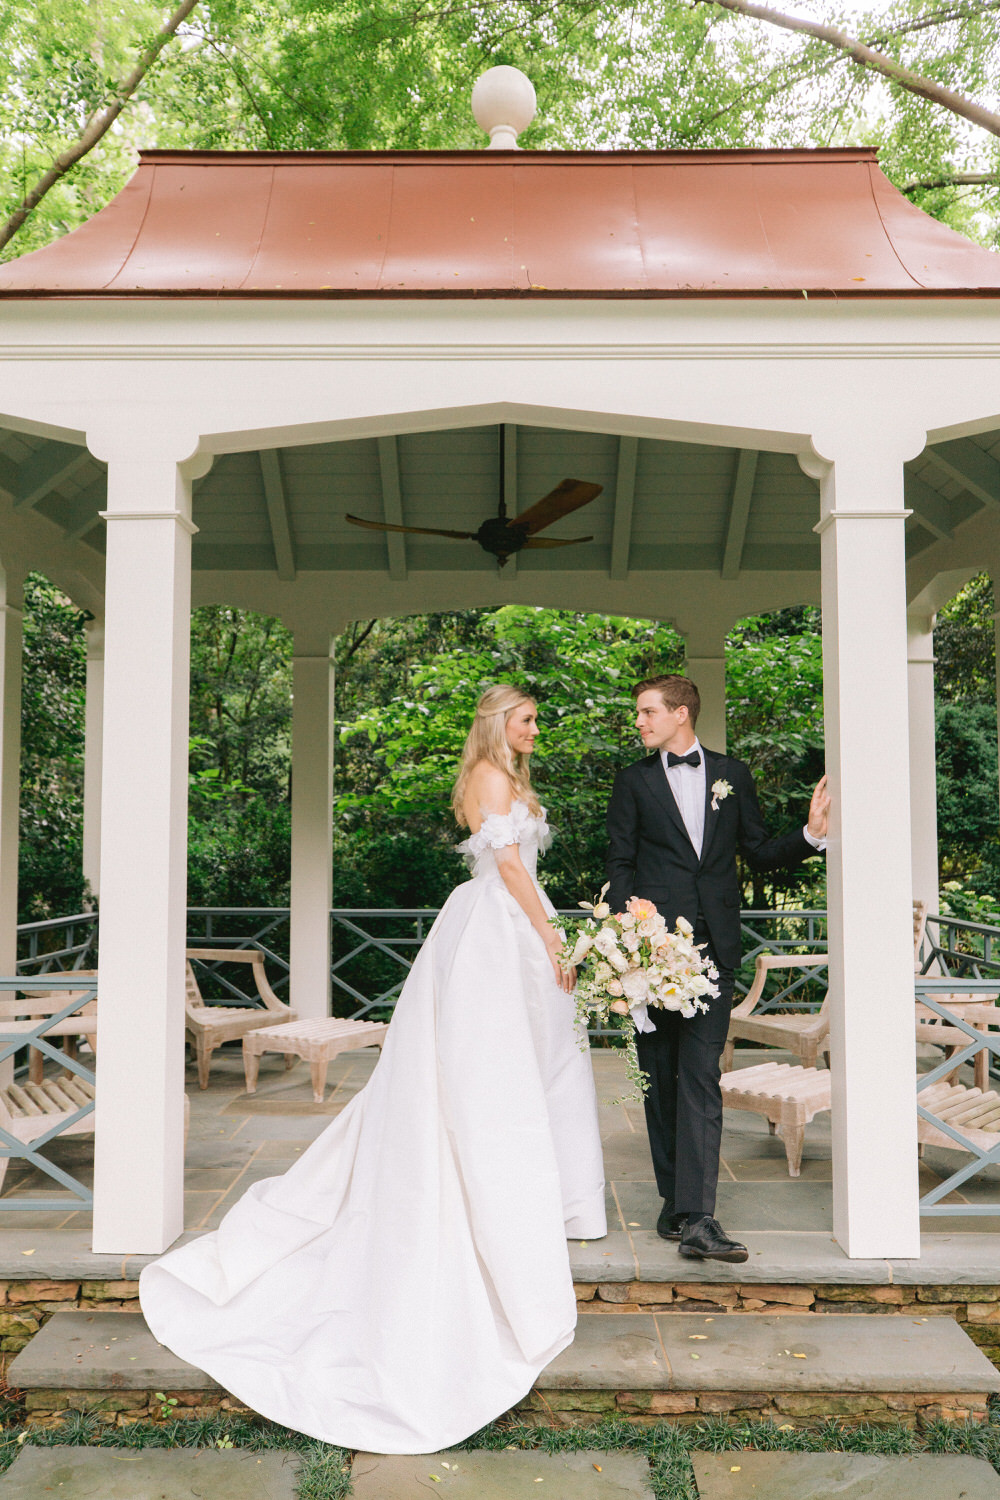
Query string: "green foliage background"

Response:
xmin=3 ymin=1 xmax=1000 ymax=263
xmin=18 ymin=575 xmax=998 ymax=923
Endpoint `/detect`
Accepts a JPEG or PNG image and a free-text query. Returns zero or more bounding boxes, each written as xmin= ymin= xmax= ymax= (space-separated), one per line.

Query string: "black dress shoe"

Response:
xmin=656 ymin=1207 xmax=687 ymax=1241
xmin=678 ymin=1214 xmax=749 ymax=1264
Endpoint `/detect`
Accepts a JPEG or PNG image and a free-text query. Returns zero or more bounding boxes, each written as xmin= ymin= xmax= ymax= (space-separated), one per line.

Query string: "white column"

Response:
xmin=907 ymin=615 xmax=939 ymax=925
xmin=290 ymin=633 xmax=335 ymax=1020
xmin=0 ymin=569 xmax=22 ymax=978
xmin=91 ymin=455 xmax=195 ymax=1254
xmin=812 ymin=440 xmax=921 ymax=1259
xmin=684 ymin=646 xmax=727 ymax=753
xmin=82 ymin=620 xmax=104 ymax=902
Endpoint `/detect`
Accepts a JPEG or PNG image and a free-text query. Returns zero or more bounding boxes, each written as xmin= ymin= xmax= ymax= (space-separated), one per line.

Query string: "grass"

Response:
xmin=0 ymin=1406 xmax=999 ymax=1498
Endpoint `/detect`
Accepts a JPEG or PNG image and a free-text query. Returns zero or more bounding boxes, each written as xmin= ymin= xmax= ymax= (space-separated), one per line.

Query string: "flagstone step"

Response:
xmin=0 ymin=1447 xmax=300 ymax=1499
xmin=7 ymin=1308 xmax=999 ymax=1431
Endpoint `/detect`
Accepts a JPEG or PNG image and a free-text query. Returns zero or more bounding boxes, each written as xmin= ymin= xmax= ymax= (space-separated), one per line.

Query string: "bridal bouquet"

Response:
xmin=554 ymin=889 xmax=720 ymax=1096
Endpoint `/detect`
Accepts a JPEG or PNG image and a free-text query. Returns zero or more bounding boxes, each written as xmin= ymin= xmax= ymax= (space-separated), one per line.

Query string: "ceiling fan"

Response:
xmin=345 ymin=426 xmax=602 ymax=567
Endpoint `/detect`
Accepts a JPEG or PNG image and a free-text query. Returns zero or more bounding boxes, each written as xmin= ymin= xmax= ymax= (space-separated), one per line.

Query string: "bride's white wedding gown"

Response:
xmin=140 ymin=801 xmax=606 ymax=1453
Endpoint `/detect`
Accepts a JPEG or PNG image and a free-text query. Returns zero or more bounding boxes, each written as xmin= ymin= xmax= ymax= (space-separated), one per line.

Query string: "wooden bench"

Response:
xmin=721 ymin=1060 xmax=831 ymax=1177
xmin=917 ymin=1080 xmax=1000 ymax=1154
xmin=243 ymin=1016 xmax=390 ymax=1104
xmin=185 ymin=948 xmax=296 ymax=1089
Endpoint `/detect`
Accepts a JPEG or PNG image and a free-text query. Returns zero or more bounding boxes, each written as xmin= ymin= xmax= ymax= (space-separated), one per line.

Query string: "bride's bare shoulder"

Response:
xmin=463 ymin=762 xmax=514 ymax=830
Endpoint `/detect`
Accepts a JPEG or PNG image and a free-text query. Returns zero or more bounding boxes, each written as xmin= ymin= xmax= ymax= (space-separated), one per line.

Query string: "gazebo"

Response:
xmin=1 ymin=84 xmax=1000 ymax=1259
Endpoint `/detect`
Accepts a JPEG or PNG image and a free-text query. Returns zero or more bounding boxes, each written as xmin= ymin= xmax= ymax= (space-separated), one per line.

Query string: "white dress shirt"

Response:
xmin=661 ymin=738 xmax=707 ymax=856
xmin=660 ymin=739 xmax=826 ymax=857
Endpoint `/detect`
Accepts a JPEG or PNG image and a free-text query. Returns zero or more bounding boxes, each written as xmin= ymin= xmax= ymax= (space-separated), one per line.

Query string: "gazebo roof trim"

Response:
xmin=2 ymin=145 xmax=1000 ymax=299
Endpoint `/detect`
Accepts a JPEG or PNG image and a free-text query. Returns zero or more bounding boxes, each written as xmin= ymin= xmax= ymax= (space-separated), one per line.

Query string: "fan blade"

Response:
xmin=521 ymin=535 xmax=594 ymax=549
xmin=516 ymin=479 xmax=603 ymax=535
xmin=345 ymin=514 xmax=477 ymax=541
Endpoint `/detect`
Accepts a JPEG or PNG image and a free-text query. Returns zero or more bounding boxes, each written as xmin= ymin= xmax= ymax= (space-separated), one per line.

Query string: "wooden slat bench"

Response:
xmin=242 ymin=1016 xmax=390 ymax=1104
xmin=917 ymin=1080 xmax=1000 ymax=1153
xmin=721 ymin=1061 xmax=831 ymax=1177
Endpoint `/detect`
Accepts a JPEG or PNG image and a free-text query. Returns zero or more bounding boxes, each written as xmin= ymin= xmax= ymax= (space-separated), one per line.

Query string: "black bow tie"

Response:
xmin=667 ymin=750 xmax=701 ymax=769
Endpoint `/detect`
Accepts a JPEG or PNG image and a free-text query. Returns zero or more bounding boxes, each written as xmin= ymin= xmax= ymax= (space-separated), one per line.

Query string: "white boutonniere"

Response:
xmin=711 ymin=778 xmax=733 ymax=813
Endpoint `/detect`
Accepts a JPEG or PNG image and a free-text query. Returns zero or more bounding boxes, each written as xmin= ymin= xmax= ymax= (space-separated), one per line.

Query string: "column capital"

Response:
xmin=99 ymin=510 xmax=199 ymax=535
xmin=85 ymin=423 xmax=204 ymax=469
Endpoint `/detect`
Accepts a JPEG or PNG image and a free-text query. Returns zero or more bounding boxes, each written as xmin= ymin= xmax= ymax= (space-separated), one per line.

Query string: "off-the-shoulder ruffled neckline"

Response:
xmin=456 ymin=799 xmax=550 ymax=858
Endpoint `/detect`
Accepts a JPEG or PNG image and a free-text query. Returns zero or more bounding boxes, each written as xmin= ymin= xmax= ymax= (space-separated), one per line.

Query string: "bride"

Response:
xmin=140 ymin=683 xmax=607 ymax=1454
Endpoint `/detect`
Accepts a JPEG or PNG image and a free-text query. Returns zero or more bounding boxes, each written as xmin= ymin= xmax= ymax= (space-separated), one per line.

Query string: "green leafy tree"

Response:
xmin=725 ymin=606 xmax=827 ymax=909
xmin=335 ymin=606 xmax=684 ymax=907
xmin=18 ymin=574 xmax=88 ymax=920
xmin=5 ymin=0 xmax=1000 ymax=261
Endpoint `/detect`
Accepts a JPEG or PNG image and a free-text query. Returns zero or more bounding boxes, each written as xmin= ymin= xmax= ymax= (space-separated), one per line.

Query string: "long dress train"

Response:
xmin=139 ymin=801 xmax=607 ymax=1453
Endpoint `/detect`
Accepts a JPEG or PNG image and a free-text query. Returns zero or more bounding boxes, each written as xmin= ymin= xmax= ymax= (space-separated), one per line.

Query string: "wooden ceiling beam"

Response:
xmin=61 ymin=480 xmax=108 ymax=543
xmin=259 ymin=449 xmax=297 ymax=583
xmin=377 ymin=436 xmax=407 ymax=582
xmin=903 ymin=471 xmax=954 ymax=543
xmin=610 ymin=436 xmax=638 ymax=582
xmin=14 ymin=441 xmax=91 ymax=511
xmin=721 ymin=449 xmax=759 ymax=581
xmin=504 ymin=423 xmax=518 ymax=577
xmin=924 ymin=438 xmax=1000 ymax=509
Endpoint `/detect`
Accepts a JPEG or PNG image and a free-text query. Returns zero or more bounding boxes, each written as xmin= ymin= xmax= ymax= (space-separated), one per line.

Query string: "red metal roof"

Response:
xmin=2 ymin=147 xmax=1000 ymax=298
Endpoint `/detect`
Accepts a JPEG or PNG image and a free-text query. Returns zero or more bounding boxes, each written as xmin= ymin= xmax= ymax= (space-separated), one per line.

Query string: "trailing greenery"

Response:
xmin=1 ymin=1408 xmax=998 ymax=1498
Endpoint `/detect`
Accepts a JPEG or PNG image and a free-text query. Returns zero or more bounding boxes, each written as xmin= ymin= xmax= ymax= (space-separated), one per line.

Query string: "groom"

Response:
xmin=605 ymin=673 xmax=829 ymax=1264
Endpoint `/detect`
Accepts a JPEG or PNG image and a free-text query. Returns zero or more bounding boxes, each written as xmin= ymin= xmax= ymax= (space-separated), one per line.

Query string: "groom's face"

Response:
xmin=635 ymin=690 xmax=689 ymax=752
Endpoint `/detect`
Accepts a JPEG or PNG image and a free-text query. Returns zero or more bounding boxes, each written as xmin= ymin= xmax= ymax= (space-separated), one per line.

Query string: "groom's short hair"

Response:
xmin=633 ymin=673 xmax=700 ymax=726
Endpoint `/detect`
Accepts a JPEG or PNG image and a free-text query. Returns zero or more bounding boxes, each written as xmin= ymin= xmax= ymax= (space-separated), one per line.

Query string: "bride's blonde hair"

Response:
xmin=452 ymin=684 xmax=542 ymax=826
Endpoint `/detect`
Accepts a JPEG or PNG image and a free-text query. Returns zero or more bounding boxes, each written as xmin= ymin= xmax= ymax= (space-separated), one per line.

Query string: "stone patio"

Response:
xmin=0 ymin=1043 xmax=997 ymax=1282
xmin=690 ymin=1452 xmax=1000 ymax=1499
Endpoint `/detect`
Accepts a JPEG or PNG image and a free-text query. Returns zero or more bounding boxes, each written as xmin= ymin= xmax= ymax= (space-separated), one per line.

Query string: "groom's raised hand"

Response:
xmin=807 ymin=774 xmax=830 ymax=840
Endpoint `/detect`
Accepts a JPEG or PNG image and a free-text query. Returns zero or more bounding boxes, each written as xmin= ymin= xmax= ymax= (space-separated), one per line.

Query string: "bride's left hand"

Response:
xmin=544 ymin=932 xmax=576 ymax=994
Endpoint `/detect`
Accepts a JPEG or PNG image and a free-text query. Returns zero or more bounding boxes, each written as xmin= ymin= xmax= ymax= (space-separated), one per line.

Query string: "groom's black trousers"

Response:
xmin=634 ymin=921 xmax=734 ymax=1218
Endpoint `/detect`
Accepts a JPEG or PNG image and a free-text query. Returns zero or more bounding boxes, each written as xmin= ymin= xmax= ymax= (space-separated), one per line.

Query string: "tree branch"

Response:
xmin=693 ymin=0 xmax=1000 ymax=138
xmin=904 ymin=172 xmax=1000 ymax=193
xmin=0 ymin=0 xmax=200 ymax=254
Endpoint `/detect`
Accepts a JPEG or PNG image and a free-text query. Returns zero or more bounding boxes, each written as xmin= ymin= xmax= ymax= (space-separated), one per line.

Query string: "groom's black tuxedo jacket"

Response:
xmin=605 ymin=747 xmax=813 ymax=971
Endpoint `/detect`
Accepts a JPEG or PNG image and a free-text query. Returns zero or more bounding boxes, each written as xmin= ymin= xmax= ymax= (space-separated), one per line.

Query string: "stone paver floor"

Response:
xmin=0 ymin=1447 xmax=299 ymax=1498
xmin=350 ymin=1449 xmax=654 ymax=1498
xmin=691 ymin=1451 xmax=1000 ymax=1498
xmin=1 ymin=1042 xmax=998 ymax=1243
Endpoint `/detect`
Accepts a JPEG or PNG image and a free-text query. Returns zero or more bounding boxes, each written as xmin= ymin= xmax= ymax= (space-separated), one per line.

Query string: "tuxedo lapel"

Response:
xmin=640 ymin=753 xmax=696 ymax=856
xmin=698 ymin=749 xmax=725 ymax=866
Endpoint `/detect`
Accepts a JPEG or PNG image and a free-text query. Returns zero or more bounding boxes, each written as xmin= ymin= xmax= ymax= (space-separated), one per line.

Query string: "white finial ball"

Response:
xmin=471 ymin=66 xmax=537 ymax=150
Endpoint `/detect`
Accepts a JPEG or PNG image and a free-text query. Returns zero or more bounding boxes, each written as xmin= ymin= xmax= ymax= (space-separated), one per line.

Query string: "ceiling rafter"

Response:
xmin=61 ymin=479 xmax=108 ymax=544
xmin=377 ymin=436 xmax=407 ymax=582
xmin=258 ymin=449 xmax=297 ymax=583
xmin=721 ymin=449 xmax=759 ymax=581
xmin=609 ymin=436 xmax=638 ymax=582
xmin=504 ymin=424 xmax=518 ymax=578
xmin=903 ymin=471 xmax=954 ymax=543
xmin=924 ymin=438 xmax=1000 ymax=509
xmin=14 ymin=441 xmax=92 ymax=512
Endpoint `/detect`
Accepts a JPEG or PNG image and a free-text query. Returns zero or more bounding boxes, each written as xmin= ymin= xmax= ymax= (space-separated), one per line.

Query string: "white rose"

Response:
xmin=637 ymin=917 xmax=657 ymax=938
xmin=620 ymin=913 xmax=636 ymax=931
xmin=607 ymin=979 xmax=624 ymax=997
xmin=568 ymin=931 xmax=595 ymax=966
xmin=621 ymin=967 xmax=650 ymax=1003
xmin=592 ymin=902 xmax=611 ymax=920
xmin=594 ymin=928 xmax=617 ymax=957
xmin=623 ymin=931 xmax=641 ymax=954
